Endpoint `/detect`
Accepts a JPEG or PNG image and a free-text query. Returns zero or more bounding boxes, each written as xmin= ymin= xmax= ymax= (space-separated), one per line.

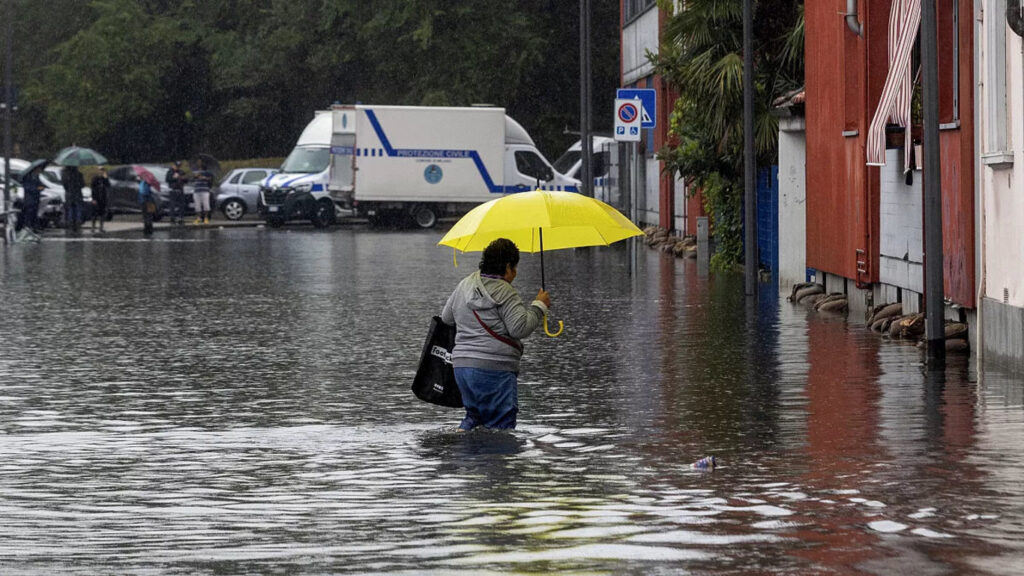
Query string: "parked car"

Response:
xmin=107 ymin=164 xmax=203 ymax=220
xmin=216 ymin=168 xmax=278 ymax=220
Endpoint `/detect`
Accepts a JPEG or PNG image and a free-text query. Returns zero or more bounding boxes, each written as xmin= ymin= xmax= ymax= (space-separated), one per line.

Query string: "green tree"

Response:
xmin=10 ymin=0 xmax=621 ymax=163
xmin=653 ymin=0 xmax=803 ymax=270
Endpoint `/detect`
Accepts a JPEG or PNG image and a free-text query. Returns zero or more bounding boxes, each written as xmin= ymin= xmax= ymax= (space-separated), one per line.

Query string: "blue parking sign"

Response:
xmin=616 ymin=88 xmax=656 ymax=129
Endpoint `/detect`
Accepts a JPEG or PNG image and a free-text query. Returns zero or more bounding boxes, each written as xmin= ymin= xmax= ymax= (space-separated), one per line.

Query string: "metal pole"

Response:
xmin=540 ymin=228 xmax=546 ymax=290
xmin=3 ymin=0 xmax=13 ymax=243
xmin=743 ymin=0 xmax=757 ymax=295
xmin=921 ymin=0 xmax=945 ymax=360
xmin=579 ymin=0 xmax=592 ymax=197
xmin=630 ymin=141 xmax=638 ymax=278
xmin=584 ymin=0 xmax=594 ymax=198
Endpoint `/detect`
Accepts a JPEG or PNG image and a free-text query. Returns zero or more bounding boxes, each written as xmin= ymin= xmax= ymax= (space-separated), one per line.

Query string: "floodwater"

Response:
xmin=0 ymin=227 xmax=1022 ymax=575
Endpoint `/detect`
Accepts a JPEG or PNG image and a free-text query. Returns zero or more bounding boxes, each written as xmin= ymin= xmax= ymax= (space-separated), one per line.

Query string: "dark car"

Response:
xmin=107 ymin=165 xmax=201 ymax=220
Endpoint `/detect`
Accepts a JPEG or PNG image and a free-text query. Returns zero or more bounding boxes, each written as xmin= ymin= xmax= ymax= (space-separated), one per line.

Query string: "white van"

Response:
xmin=552 ymin=136 xmax=617 ymax=203
xmin=259 ymin=113 xmax=337 ymax=227
xmin=260 ymin=105 xmax=580 ymax=228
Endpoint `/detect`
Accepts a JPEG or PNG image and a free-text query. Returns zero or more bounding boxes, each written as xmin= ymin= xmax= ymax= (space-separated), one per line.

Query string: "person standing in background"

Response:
xmin=90 ymin=166 xmax=110 ymax=233
xmin=139 ymin=177 xmax=156 ymax=236
xmin=62 ymin=165 xmax=86 ymax=233
xmin=191 ymin=159 xmax=213 ymax=225
xmin=166 ymin=161 xmax=188 ymax=226
xmin=20 ymin=164 xmax=45 ymax=234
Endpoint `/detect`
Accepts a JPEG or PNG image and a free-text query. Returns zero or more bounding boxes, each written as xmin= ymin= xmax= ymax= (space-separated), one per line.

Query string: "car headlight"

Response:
xmin=293 ymin=183 xmax=313 ymax=194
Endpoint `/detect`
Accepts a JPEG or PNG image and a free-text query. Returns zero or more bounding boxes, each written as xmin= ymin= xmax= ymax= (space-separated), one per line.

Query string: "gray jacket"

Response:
xmin=441 ymin=271 xmax=548 ymax=373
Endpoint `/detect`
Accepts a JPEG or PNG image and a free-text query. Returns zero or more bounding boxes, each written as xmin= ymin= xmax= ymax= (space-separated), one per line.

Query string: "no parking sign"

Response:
xmin=613 ymin=99 xmax=641 ymax=142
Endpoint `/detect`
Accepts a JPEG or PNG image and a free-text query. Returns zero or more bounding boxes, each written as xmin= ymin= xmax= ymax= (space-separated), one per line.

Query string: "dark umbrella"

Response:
xmin=54 ymin=146 xmax=108 ymax=167
xmin=18 ymin=159 xmax=49 ymax=178
xmin=133 ymin=165 xmax=161 ymax=192
xmin=190 ymin=153 xmax=221 ymax=178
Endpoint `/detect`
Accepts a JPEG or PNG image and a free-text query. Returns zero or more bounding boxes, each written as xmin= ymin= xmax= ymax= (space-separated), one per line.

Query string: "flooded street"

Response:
xmin=0 ymin=228 xmax=1022 ymax=575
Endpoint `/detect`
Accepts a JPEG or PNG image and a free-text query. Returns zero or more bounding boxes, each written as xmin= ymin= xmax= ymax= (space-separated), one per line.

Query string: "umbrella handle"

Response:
xmin=543 ymin=314 xmax=564 ymax=338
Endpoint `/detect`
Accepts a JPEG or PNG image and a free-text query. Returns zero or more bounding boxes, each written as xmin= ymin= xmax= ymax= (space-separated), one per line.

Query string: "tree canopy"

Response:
xmin=6 ymin=0 xmax=620 ymax=163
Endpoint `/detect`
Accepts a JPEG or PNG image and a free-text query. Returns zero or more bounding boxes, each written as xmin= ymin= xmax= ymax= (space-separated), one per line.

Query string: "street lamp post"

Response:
xmin=579 ymin=0 xmax=593 ymax=197
xmin=3 ymin=0 xmax=13 ymax=242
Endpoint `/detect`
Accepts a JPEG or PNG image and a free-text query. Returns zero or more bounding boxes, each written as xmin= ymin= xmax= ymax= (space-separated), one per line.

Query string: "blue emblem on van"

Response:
xmin=424 ymin=164 xmax=443 ymax=184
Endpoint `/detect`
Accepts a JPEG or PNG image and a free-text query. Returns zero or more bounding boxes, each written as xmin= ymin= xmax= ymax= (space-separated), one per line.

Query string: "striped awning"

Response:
xmin=866 ymin=0 xmax=922 ymax=169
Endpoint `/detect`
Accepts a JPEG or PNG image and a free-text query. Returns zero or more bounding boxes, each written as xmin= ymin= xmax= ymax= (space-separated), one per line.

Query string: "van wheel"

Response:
xmin=222 ymin=199 xmax=246 ymax=221
xmin=413 ymin=206 xmax=437 ymax=229
xmin=311 ymin=199 xmax=336 ymax=228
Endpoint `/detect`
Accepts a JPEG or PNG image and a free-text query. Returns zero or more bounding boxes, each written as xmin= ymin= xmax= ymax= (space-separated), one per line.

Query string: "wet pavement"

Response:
xmin=0 ymin=227 xmax=1022 ymax=575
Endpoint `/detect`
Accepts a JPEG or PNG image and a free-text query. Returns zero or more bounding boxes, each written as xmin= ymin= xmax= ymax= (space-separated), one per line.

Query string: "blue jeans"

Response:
xmin=454 ymin=367 xmax=518 ymax=430
xmin=65 ymin=201 xmax=82 ymax=229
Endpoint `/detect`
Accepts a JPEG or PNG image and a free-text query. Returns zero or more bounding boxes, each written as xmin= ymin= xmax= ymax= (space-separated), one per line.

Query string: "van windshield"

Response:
xmin=280 ymin=147 xmax=329 ymax=174
xmin=552 ymin=150 xmax=580 ymax=176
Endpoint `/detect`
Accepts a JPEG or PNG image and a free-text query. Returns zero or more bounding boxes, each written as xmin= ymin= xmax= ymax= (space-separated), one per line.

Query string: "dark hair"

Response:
xmin=479 ymin=238 xmax=520 ymax=276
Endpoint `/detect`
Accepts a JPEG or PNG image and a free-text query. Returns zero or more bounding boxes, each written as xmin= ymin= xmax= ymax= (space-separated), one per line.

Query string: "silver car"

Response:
xmin=216 ymin=168 xmax=278 ymax=220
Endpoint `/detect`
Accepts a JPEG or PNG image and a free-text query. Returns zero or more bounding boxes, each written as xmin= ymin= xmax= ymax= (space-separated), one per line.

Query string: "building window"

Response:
xmin=983 ymin=0 xmax=1012 ymax=161
xmin=624 ymin=0 xmax=656 ymax=24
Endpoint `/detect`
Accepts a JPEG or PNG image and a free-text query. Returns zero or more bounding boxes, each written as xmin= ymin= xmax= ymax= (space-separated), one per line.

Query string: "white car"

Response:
xmin=0 ymin=159 xmax=65 ymax=227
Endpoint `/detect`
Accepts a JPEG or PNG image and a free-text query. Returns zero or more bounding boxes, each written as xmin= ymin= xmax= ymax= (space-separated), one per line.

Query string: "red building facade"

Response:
xmin=805 ymin=0 xmax=975 ymax=307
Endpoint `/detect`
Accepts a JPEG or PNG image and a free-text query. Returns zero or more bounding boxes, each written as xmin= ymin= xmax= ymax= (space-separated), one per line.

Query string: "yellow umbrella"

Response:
xmin=438 ymin=190 xmax=643 ymax=337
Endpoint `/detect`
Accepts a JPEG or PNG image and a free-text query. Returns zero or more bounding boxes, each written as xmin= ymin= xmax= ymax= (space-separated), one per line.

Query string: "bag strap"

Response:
xmin=472 ymin=310 xmax=523 ymax=352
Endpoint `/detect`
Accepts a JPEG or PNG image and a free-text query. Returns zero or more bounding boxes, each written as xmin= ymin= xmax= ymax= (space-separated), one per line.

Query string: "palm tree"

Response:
xmin=652 ymin=0 xmax=804 ymax=268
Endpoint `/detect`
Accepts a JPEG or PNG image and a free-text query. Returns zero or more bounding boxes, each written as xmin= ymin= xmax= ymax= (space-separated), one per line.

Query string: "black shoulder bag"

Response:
xmin=411 ymin=316 xmax=462 ymax=407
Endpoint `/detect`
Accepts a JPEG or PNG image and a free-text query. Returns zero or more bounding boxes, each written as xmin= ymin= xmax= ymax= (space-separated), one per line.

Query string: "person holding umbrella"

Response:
xmin=18 ymin=160 xmax=47 ymax=235
xmin=54 ymin=146 xmax=108 ymax=234
xmin=134 ymin=165 xmax=160 ymax=236
xmin=439 ymin=238 xmax=551 ymax=431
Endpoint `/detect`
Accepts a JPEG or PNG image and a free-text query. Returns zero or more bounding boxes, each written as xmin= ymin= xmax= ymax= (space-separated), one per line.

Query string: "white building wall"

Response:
xmin=673 ymin=174 xmax=687 ymax=234
xmin=622 ymin=9 xmax=659 ymax=85
xmin=978 ymin=5 xmax=1024 ymax=370
xmin=778 ymin=116 xmax=807 ymax=292
xmin=640 ymin=156 xmax=660 ymax=225
xmin=980 ymin=27 xmax=1024 ymax=309
xmin=879 ymin=148 xmax=925 ymax=296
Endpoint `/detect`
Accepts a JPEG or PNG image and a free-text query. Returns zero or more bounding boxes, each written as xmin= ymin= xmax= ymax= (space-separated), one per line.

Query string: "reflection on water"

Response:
xmin=0 ymin=228 xmax=1022 ymax=575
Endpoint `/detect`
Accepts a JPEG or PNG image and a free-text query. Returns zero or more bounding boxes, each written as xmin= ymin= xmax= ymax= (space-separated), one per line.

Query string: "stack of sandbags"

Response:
xmin=944 ymin=322 xmax=969 ymax=352
xmin=644 ymin=226 xmax=669 ymax=246
xmin=787 ymin=282 xmax=825 ymax=304
xmin=887 ymin=313 xmax=926 ymax=340
xmin=914 ymin=321 xmax=971 ymax=352
xmin=814 ymin=293 xmax=849 ymax=313
xmin=642 ymin=227 xmax=699 ymax=259
xmin=676 ymin=237 xmax=698 ymax=259
xmin=867 ymin=303 xmax=903 ymax=332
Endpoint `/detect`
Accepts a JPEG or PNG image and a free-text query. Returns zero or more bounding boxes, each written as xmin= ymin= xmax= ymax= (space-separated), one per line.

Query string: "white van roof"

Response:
xmin=300 ymin=108 xmax=536 ymax=148
xmin=504 ymin=116 xmax=535 ymax=146
xmin=297 ymin=111 xmax=332 ymax=147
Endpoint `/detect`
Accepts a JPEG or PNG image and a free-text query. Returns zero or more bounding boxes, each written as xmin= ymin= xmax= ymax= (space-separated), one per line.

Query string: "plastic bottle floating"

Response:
xmin=691 ymin=456 xmax=717 ymax=469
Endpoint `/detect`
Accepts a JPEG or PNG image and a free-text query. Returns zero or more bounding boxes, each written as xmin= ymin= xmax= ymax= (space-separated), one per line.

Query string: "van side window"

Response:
xmin=515 ymin=151 xmax=549 ymax=180
xmin=230 ymin=173 xmax=243 ymax=184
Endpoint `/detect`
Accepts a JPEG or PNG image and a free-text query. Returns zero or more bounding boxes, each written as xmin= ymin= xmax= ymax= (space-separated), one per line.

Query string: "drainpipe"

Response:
xmin=846 ymin=0 xmax=863 ymax=36
xmin=974 ymin=0 xmax=985 ymax=369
